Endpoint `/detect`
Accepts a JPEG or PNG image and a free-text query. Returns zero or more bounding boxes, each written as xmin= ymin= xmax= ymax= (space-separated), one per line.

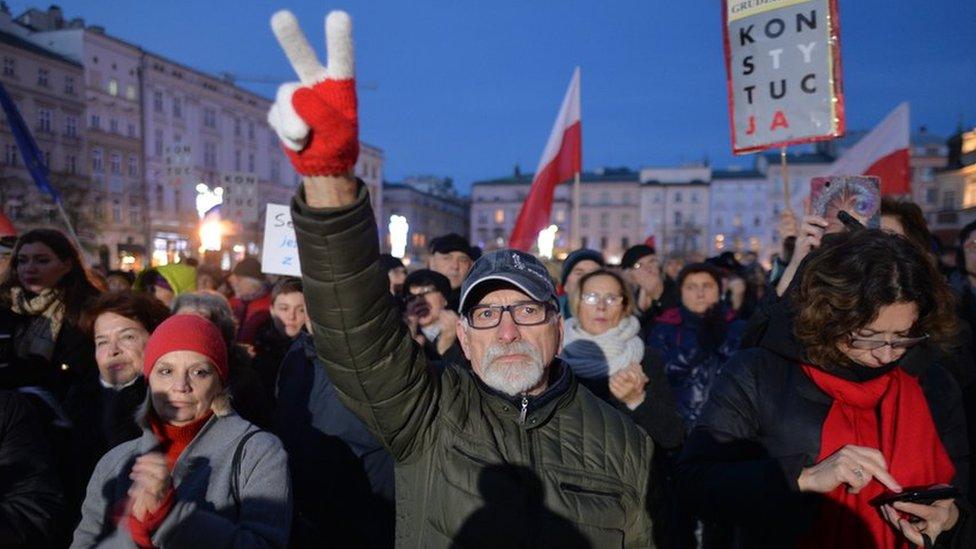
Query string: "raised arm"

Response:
xmin=268 ymin=10 xmax=438 ymax=461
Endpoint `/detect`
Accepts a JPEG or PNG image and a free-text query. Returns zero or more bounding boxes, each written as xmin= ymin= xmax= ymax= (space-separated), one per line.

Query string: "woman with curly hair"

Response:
xmin=676 ymin=229 xmax=974 ymax=548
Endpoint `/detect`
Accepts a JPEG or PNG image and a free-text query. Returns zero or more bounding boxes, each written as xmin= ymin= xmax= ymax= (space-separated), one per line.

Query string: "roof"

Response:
xmin=712 ymin=169 xmax=764 ymax=179
xmin=760 ymin=151 xmax=834 ymax=164
xmin=0 ymin=29 xmax=83 ymax=68
xmin=472 ymin=169 xmax=639 ymax=187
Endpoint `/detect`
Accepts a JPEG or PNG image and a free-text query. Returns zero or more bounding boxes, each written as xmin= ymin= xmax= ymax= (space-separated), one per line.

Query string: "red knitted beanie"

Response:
xmin=143 ymin=314 xmax=229 ymax=383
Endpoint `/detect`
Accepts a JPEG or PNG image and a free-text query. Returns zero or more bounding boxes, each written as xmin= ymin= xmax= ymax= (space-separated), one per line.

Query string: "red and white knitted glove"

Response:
xmin=268 ymin=11 xmax=358 ymax=176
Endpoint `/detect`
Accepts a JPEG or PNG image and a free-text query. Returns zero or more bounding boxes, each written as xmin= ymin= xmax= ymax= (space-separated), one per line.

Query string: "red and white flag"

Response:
xmin=825 ymin=102 xmax=911 ymax=196
xmin=508 ymin=68 xmax=582 ymax=251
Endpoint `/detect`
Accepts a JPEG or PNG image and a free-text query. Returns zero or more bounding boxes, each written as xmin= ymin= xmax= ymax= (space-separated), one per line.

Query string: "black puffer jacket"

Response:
xmin=676 ymin=303 xmax=975 ymax=548
xmin=0 ymin=390 xmax=63 ymax=546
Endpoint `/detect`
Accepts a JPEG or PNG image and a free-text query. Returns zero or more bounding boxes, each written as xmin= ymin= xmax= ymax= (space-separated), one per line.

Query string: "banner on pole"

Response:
xmin=722 ymin=0 xmax=845 ymax=154
xmin=261 ymin=204 xmax=301 ymax=276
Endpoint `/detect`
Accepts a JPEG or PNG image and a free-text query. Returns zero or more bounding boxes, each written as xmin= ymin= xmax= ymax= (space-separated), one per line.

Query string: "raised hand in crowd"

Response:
xmin=775 ymin=214 xmax=828 ymax=296
xmin=609 ymin=363 xmax=649 ymax=409
xmin=127 ymin=452 xmax=172 ymax=520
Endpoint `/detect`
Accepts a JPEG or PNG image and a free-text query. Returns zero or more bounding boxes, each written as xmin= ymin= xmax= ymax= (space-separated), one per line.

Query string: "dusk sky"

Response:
xmin=10 ymin=0 xmax=975 ymax=193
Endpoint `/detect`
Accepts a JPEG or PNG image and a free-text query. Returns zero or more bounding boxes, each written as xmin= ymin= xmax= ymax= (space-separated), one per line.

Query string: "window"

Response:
xmin=94 ymin=196 xmax=104 ymax=220
xmin=581 ymin=236 xmax=589 ymax=248
xmin=130 ymin=208 xmax=140 ymax=225
xmin=64 ymin=76 xmax=75 ymax=94
xmin=621 ymin=213 xmax=630 ymax=227
xmin=107 ymin=78 xmax=118 ymax=96
xmin=154 ymin=129 xmax=164 ymax=157
xmin=110 ymin=118 xmax=119 ymax=133
xmin=600 ymin=191 xmax=610 ymax=205
xmin=248 ymin=122 xmax=255 ymax=139
xmin=622 ymin=237 xmax=629 ymax=249
xmin=43 ymin=150 xmax=51 ymax=168
xmin=926 ymin=188 xmax=938 ymax=205
xmin=2 ymin=57 xmax=14 ymax=77
xmin=247 ymin=153 xmax=255 ymax=173
xmin=153 ymin=91 xmax=163 ymax=113
xmin=90 ymin=114 xmax=100 ymax=129
xmin=600 ymin=236 xmax=608 ymax=250
xmin=173 ymin=97 xmax=182 ymax=118
xmin=600 ymin=212 xmax=609 ymax=228
xmin=127 ymin=123 xmax=135 ymax=137
xmin=581 ymin=213 xmax=589 ymax=228
xmin=128 ymin=155 xmax=138 ymax=177
xmin=494 ymin=209 xmax=505 ymax=224
xmin=753 ymin=215 xmax=762 ymax=227
xmin=716 ymin=216 xmax=723 ymax=227
xmin=125 ymin=85 xmax=137 ymax=100
xmin=692 ymin=191 xmax=699 ymax=204
xmin=37 ymin=68 xmax=49 ymax=87
xmin=4 ymin=144 xmax=18 ymax=166
xmin=174 ymin=189 xmax=182 ymax=213
xmin=155 ymin=184 xmax=165 ymax=210
xmin=112 ymin=199 xmax=122 ymax=222
xmin=91 ymin=148 xmax=103 ymax=172
xmin=204 ymin=142 xmax=217 ymax=169
xmin=674 ymin=211 xmax=683 ymax=226
xmin=943 ymin=191 xmax=956 ymax=210
xmin=37 ymin=109 xmax=52 ymax=133
xmin=234 ymin=150 xmax=241 ymax=171
xmin=234 ymin=118 xmax=241 ymax=136
xmin=65 ymin=115 xmax=77 ymax=137
xmin=203 ymin=108 xmax=216 ymax=129
xmin=65 ymin=154 xmax=76 ymax=174
xmin=674 ymin=191 xmax=683 ymax=203
xmin=110 ymin=152 xmax=121 ymax=175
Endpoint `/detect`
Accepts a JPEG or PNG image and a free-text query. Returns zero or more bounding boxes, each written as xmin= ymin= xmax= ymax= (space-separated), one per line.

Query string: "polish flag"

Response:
xmin=508 ymin=68 xmax=582 ymax=252
xmin=825 ymin=102 xmax=911 ymax=196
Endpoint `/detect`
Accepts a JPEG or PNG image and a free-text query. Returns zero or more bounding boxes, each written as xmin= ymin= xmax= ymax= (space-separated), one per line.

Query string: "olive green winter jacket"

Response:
xmin=291 ymin=182 xmax=655 ymax=548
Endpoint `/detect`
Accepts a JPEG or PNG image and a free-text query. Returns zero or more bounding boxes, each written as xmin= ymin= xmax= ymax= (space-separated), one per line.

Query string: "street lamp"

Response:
xmin=389 ymin=215 xmax=408 ymax=258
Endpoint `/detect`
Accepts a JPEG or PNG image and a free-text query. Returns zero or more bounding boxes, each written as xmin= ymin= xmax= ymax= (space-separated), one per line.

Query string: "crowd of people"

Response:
xmin=0 ymin=10 xmax=973 ymax=547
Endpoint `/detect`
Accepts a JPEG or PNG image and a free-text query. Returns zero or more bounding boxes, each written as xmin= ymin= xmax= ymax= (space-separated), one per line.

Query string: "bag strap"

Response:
xmin=231 ymin=430 xmax=262 ymax=515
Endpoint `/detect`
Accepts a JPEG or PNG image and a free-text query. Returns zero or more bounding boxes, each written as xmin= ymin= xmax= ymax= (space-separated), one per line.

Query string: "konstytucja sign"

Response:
xmin=722 ymin=0 xmax=845 ymax=154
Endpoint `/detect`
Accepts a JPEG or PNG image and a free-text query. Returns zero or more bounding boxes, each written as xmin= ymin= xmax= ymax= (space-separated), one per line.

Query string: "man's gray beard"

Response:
xmin=479 ymin=341 xmax=545 ymax=396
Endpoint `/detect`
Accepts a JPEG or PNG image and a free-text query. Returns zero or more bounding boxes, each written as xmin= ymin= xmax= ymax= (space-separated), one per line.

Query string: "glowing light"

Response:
xmin=199 ymin=220 xmax=222 ymax=252
xmin=195 ymin=183 xmax=223 ymax=219
xmin=537 ymin=224 xmax=558 ymax=259
xmin=389 ymin=215 xmax=409 ymax=258
xmin=151 ymin=250 xmax=169 ymax=266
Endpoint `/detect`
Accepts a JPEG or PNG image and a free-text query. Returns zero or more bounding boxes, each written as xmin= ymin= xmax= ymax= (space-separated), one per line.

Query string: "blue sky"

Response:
xmin=9 ymin=1 xmax=975 ymax=193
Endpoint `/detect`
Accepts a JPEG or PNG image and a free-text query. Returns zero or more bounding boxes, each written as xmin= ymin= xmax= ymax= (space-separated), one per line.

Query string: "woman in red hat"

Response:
xmin=72 ymin=314 xmax=292 ymax=548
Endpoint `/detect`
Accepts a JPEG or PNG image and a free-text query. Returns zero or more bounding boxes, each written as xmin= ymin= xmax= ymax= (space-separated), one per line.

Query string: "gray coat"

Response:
xmin=71 ymin=411 xmax=291 ymax=548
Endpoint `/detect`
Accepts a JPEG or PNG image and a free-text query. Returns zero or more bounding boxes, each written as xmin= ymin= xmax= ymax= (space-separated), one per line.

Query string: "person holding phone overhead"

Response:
xmin=676 ymin=229 xmax=975 ymax=548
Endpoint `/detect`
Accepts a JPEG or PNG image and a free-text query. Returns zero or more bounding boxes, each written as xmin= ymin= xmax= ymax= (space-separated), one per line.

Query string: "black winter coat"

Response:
xmin=675 ymin=306 xmax=975 ymax=548
xmin=0 ymin=390 xmax=63 ymax=547
xmin=274 ymin=333 xmax=395 ymax=548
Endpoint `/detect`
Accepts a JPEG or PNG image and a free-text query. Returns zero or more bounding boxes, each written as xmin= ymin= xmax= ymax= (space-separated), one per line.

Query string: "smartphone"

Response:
xmin=809 ymin=176 xmax=881 ymax=233
xmin=869 ymin=485 xmax=960 ymax=507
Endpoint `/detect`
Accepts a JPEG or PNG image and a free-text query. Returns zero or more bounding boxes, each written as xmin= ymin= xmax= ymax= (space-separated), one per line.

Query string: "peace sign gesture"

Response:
xmin=267 ymin=10 xmax=359 ymax=176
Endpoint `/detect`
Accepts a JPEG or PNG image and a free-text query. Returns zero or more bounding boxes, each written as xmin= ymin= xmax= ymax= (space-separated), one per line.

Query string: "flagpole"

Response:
xmin=54 ymin=200 xmax=83 ymax=252
xmin=571 ymin=171 xmax=581 ymax=248
xmin=780 ymin=146 xmax=792 ymax=214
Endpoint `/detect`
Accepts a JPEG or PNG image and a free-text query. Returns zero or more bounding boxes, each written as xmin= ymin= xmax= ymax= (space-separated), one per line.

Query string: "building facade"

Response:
xmin=639 ymin=166 xmax=711 ymax=258
xmin=382 ymin=176 xmax=468 ymax=261
xmin=709 ymin=169 xmax=768 ymax=255
xmin=0 ymin=16 xmax=90 ymax=258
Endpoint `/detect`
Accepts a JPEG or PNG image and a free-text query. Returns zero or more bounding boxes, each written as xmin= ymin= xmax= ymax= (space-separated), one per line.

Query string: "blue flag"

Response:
xmin=0 ymin=81 xmax=61 ymax=202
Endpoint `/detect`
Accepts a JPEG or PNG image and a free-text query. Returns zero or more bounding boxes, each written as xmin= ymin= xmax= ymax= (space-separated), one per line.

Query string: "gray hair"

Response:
xmin=170 ymin=291 xmax=238 ymax=346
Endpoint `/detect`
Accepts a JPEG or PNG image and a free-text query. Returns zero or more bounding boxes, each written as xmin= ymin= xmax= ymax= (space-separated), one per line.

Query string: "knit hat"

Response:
xmin=402 ymin=269 xmax=451 ymax=300
xmin=232 ymin=256 xmax=265 ymax=281
xmin=621 ymin=245 xmax=656 ymax=270
xmin=429 ymin=233 xmax=473 ymax=258
xmin=143 ymin=315 xmax=229 ymax=384
xmin=560 ymin=248 xmax=605 ymax=286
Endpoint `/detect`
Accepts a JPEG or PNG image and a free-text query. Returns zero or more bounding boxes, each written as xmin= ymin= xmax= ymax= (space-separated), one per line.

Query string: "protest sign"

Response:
xmin=261 ymin=203 xmax=301 ymax=276
xmin=722 ymin=0 xmax=845 ymax=154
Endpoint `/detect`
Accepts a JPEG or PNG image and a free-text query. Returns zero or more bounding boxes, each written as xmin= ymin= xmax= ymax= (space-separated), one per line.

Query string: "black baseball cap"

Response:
xmin=459 ymin=249 xmax=558 ymax=313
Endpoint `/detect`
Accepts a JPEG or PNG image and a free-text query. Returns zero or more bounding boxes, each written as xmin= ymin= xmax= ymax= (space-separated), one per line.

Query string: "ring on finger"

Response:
xmin=852 ymin=466 xmax=865 ymax=480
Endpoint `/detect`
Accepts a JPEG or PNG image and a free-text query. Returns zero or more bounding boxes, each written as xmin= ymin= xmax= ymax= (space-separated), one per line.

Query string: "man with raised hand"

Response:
xmin=268 ymin=10 xmax=654 ymax=547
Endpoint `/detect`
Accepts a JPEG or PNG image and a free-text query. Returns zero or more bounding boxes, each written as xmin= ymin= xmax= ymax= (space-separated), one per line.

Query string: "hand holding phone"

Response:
xmin=809 ymin=176 xmax=881 ymax=234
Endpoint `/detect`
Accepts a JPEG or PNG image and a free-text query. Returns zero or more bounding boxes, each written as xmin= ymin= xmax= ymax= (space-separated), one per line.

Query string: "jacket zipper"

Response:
xmin=519 ymin=393 xmax=529 ymax=424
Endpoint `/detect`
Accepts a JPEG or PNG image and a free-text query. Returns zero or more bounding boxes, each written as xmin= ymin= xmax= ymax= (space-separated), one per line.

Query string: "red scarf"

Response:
xmin=126 ymin=410 xmax=213 ymax=548
xmin=798 ymin=365 xmax=955 ymax=549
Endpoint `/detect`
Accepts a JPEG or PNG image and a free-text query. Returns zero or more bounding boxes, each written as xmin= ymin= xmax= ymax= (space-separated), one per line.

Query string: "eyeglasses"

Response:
xmin=465 ymin=301 xmax=555 ymax=329
xmin=581 ymin=292 xmax=624 ymax=307
xmin=847 ymin=333 xmax=929 ymax=350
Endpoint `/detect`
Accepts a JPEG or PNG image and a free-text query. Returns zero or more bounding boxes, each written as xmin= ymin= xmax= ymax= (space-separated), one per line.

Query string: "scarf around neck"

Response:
xmin=797 ymin=364 xmax=955 ymax=549
xmin=10 ymin=287 xmax=66 ymax=361
xmin=561 ymin=315 xmax=645 ymax=379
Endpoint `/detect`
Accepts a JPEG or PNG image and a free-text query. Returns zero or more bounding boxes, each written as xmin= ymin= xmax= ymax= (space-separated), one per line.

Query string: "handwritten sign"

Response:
xmin=722 ymin=0 xmax=845 ymax=154
xmin=261 ymin=204 xmax=301 ymax=276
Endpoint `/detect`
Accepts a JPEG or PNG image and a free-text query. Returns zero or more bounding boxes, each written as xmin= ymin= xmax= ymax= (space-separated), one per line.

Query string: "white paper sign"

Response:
xmin=261 ymin=204 xmax=301 ymax=276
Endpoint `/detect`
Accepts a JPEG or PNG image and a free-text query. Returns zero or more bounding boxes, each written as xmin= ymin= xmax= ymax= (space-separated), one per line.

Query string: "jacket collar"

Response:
xmin=467 ymin=357 xmax=577 ymax=429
